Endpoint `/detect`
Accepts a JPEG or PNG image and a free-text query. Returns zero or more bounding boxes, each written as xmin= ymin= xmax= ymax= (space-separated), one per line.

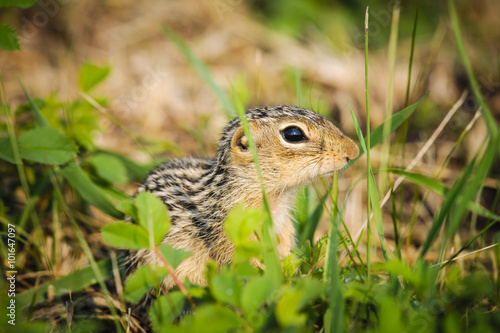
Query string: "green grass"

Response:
xmin=1 ymin=2 xmax=499 ymax=332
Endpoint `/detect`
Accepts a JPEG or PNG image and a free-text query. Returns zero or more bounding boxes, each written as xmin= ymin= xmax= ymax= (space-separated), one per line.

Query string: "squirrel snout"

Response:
xmin=343 ymin=138 xmax=360 ymax=162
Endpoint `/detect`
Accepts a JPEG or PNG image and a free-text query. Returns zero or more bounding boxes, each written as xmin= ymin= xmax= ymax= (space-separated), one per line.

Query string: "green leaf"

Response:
xmin=210 ymin=268 xmax=241 ymax=306
xmin=241 ymin=276 xmax=274 ymax=316
xmin=149 ymin=292 xmax=186 ymax=330
xmin=232 ymin=261 xmax=260 ymax=278
xmin=96 ymin=149 xmax=151 ymax=180
xmin=381 ymin=260 xmax=424 ymax=289
xmin=276 ymin=290 xmax=306 ymax=327
xmin=232 ymin=242 xmax=263 ymax=264
xmin=18 ymin=127 xmax=77 ymax=164
xmin=124 ymin=265 xmax=168 ymax=303
xmin=275 ymin=279 xmax=324 ymax=327
xmin=87 ymin=153 xmax=128 ymax=184
xmin=0 ymin=24 xmax=20 ymax=51
xmin=224 ymin=204 xmax=263 ymax=245
xmin=79 ymin=62 xmax=111 ymax=92
xmin=0 ymin=0 xmax=38 ymax=8
xmin=0 ymin=137 xmax=16 ymax=163
xmin=158 ymin=243 xmax=192 ymax=270
xmin=117 ymin=199 xmax=139 ymax=222
xmin=101 ymin=222 xmax=150 ymax=250
xmin=61 ymin=161 xmax=124 ymax=219
xmin=180 ymin=304 xmax=242 ymax=333
xmin=135 ymin=191 xmax=171 ymax=246
xmin=17 ymin=259 xmax=113 ymax=306
xmin=376 ymin=297 xmax=406 ymax=333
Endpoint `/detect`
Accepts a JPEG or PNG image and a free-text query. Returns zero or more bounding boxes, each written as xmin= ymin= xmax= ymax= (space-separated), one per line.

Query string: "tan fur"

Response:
xmin=128 ymin=105 xmax=359 ymax=302
xmin=32 ymin=106 xmax=359 ymax=330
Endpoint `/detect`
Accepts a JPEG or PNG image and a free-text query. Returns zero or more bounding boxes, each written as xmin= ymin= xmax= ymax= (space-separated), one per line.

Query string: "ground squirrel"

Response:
xmin=30 ymin=105 xmax=358 ymax=329
xmin=127 ymin=105 xmax=359 ymax=295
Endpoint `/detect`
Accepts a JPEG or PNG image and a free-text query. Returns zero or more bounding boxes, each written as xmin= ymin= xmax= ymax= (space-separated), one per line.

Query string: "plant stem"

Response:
xmin=154 ymin=248 xmax=197 ymax=309
xmin=364 ymin=6 xmax=371 ymax=279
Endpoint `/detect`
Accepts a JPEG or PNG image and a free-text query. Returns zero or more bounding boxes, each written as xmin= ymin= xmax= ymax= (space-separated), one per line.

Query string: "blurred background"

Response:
xmin=1 ymin=0 xmax=499 ymax=262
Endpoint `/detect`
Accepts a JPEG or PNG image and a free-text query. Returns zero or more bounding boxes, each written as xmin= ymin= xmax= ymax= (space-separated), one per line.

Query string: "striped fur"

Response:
xmin=126 ymin=105 xmax=359 ymax=299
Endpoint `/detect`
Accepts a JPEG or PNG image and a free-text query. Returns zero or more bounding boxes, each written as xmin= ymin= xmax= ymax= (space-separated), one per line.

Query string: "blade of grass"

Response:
xmin=230 ymin=85 xmax=281 ymax=285
xmin=299 ymin=193 xmax=325 ymax=245
xmin=389 ymin=181 xmax=401 ymax=259
xmin=345 ymin=93 xmax=428 ymax=169
xmin=323 ymin=93 xmax=427 ymax=257
xmin=79 ymin=92 xmax=155 ymax=160
xmin=162 ymin=26 xmax=237 ymax=120
xmin=320 ymin=177 xmax=367 ymax=279
xmin=311 ymin=179 xmax=365 ymax=277
xmin=50 ymin=170 xmax=124 ymax=333
xmin=349 ymin=101 xmax=389 ymax=262
xmin=379 ymin=1 xmax=400 ymax=194
xmin=61 ymin=161 xmax=124 ymax=219
xmin=448 ymin=0 xmax=499 ymax=143
xmin=419 ymin=157 xmax=477 ymax=259
xmin=398 ymin=4 xmax=419 ymax=244
xmin=0 ymin=216 xmax=30 ymax=239
xmin=445 ymin=143 xmax=496 ymax=240
xmin=404 ymin=4 xmax=419 ymax=107
xmin=400 ymin=3 xmax=420 ymax=248
xmin=18 ymin=173 xmax=50 ymax=230
xmin=340 ymin=223 xmax=367 ymax=277
xmin=364 ymin=7 xmax=372 ymax=276
xmin=367 ymin=93 xmax=428 ymax=151
xmin=324 ymin=171 xmax=345 ymax=333
xmin=349 ymin=92 xmax=466 ymax=248
xmin=367 ymin=170 xmax=389 ymax=261
xmin=52 ymin=195 xmax=59 ymax=264
xmin=18 ymin=259 xmax=114 ymax=305
xmin=388 ymin=169 xmax=500 ymax=221
xmin=397 ymin=108 xmax=484 ymax=255
xmin=437 ymin=221 xmax=499 ymax=269
xmin=1 ymin=80 xmax=53 ymax=275
xmin=18 ymin=77 xmax=49 ymax=127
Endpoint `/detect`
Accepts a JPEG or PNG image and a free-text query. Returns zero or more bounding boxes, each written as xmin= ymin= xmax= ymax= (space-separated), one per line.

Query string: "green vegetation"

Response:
xmin=1 ymin=1 xmax=499 ymax=332
xmin=0 ymin=0 xmax=37 ymax=51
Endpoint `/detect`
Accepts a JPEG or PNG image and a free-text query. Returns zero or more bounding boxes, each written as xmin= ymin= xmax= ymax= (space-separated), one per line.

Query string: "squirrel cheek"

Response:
xmin=323 ymin=153 xmax=348 ymax=171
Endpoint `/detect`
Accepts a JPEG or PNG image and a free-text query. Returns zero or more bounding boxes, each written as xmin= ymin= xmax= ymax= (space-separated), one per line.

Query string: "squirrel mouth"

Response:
xmin=321 ymin=162 xmax=350 ymax=177
xmin=320 ymin=170 xmax=336 ymax=178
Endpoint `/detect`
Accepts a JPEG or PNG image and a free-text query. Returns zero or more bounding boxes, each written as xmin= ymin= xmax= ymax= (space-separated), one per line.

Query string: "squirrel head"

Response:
xmin=217 ymin=106 xmax=359 ymax=192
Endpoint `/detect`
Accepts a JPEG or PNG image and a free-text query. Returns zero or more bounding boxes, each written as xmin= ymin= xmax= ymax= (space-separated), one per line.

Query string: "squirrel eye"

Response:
xmin=281 ymin=126 xmax=307 ymax=143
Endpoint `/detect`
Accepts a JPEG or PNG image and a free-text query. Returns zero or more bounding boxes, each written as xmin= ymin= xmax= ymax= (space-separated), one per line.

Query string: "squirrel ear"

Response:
xmin=230 ymin=127 xmax=250 ymax=153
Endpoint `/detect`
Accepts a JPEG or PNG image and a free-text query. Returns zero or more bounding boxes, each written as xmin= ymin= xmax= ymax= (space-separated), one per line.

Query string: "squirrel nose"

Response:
xmin=343 ymin=138 xmax=359 ymax=162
